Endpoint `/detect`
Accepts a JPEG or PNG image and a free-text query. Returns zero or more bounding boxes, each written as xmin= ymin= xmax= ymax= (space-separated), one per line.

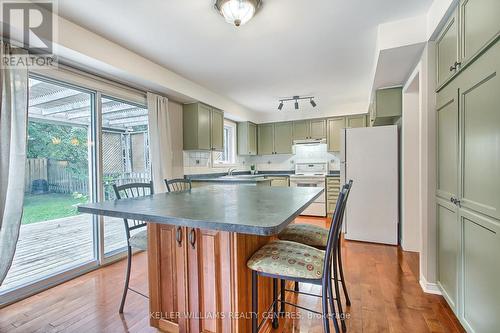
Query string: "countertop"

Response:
xmin=77 ymin=185 xmax=323 ymax=236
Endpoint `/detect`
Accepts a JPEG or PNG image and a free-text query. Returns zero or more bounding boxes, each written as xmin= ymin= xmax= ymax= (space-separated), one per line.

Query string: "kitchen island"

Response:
xmin=78 ymin=185 xmax=322 ymax=333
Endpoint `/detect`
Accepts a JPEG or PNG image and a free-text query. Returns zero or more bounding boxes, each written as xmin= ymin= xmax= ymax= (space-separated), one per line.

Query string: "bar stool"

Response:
xmin=247 ymin=183 xmax=350 ymax=333
xmin=164 ymin=178 xmax=192 ymax=192
xmin=113 ymin=181 xmax=154 ymax=313
xmin=279 ymin=180 xmax=353 ymax=323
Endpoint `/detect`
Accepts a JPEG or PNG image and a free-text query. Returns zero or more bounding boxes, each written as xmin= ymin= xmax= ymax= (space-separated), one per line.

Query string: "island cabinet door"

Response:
xmin=186 ymin=228 xmax=233 ymax=333
xmin=148 ymin=224 xmax=189 ymax=333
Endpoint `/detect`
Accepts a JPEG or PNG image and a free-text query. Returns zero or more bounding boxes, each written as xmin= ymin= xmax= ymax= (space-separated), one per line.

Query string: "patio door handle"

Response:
xmin=176 ymin=227 xmax=183 ymax=247
xmin=189 ymin=228 xmax=196 ymax=249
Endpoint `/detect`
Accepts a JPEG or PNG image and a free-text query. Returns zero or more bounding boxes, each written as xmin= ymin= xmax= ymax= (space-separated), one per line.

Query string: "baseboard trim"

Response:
xmin=419 ymin=276 xmax=442 ymax=295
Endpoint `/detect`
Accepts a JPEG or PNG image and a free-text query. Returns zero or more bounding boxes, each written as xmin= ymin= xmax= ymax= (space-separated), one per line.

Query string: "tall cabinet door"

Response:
xmin=258 ymin=123 xmax=274 ymax=155
xmin=436 ymin=8 xmax=459 ymax=87
xmin=458 ymin=41 xmax=500 ymax=220
xmin=210 ymin=109 xmax=224 ymax=151
xmin=436 ymin=198 xmax=459 ymax=310
xmin=274 ymin=122 xmax=293 ymax=154
xmin=198 ymin=104 xmax=212 ymax=151
xmin=248 ymin=122 xmax=257 ymax=155
xmin=436 ymin=82 xmax=459 ymax=201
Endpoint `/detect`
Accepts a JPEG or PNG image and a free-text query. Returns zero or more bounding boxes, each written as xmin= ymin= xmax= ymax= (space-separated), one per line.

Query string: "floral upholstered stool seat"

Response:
xmin=278 ymin=224 xmax=328 ymax=249
xmin=247 ymin=240 xmax=325 ymax=280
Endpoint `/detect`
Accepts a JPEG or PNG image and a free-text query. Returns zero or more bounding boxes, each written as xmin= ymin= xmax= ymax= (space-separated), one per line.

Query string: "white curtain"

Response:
xmin=0 ymin=43 xmax=29 ymax=285
xmin=147 ymin=92 xmax=173 ymax=193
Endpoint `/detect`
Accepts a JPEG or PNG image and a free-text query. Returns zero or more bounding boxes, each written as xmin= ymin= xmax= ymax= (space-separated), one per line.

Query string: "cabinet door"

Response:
xmin=186 ymin=229 xmax=232 ymax=333
xmin=460 ymin=0 xmax=500 ymax=64
xmin=458 ymin=42 xmax=500 ymax=220
xmin=310 ymin=119 xmax=326 ymax=139
xmin=148 ymin=224 xmax=189 ymax=333
xmin=211 ymin=109 xmax=224 ymax=151
xmin=292 ymin=120 xmax=310 ymax=140
xmin=274 ymin=122 xmax=293 ymax=154
xmin=327 ymin=117 xmax=345 ymax=152
xmin=248 ymin=122 xmax=257 ymax=155
xmin=436 ymin=9 xmax=459 ymax=87
xmin=436 ymin=198 xmax=459 ymax=310
xmin=258 ymin=123 xmax=274 ymax=155
xmin=198 ymin=104 xmax=212 ymax=151
xmin=461 ymin=209 xmax=500 ymax=333
xmin=436 ymin=82 xmax=459 ymax=201
xmin=346 ymin=115 xmax=366 ymax=128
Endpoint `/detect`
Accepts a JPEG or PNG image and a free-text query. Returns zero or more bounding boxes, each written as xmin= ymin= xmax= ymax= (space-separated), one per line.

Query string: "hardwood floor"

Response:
xmin=0 ymin=217 xmax=464 ymax=333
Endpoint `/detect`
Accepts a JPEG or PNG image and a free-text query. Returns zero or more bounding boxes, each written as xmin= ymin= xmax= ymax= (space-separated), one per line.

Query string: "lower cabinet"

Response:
xmin=436 ymin=198 xmax=459 ymax=310
xmin=148 ymin=224 xmax=279 ymax=333
xmin=461 ymin=210 xmax=500 ymax=333
xmin=266 ymin=176 xmax=289 ymax=187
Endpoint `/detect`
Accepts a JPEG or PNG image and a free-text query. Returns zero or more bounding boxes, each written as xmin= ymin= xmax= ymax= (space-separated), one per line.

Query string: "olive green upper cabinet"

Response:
xmin=459 ymin=0 xmax=500 ymax=65
xmin=210 ymin=108 xmax=224 ymax=151
xmin=183 ymin=103 xmax=224 ymax=151
xmin=310 ymin=119 xmax=327 ymax=139
xmin=372 ymin=87 xmax=402 ymax=126
xmin=257 ymin=123 xmax=274 ymax=155
xmin=237 ymin=121 xmax=257 ymax=155
xmin=327 ymin=117 xmax=345 ymax=152
xmin=436 ymin=8 xmax=459 ymax=87
xmin=292 ymin=120 xmax=310 ymax=140
xmin=292 ymin=119 xmax=326 ymax=140
xmin=346 ymin=115 xmax=367 ymax=128
xmin=274 ymin=122 xmax=293 ymax=154
xmin=258 ymin=122 xmax=293 ymax=155
xmin=457 ymin=41 xmax=500 ymax=220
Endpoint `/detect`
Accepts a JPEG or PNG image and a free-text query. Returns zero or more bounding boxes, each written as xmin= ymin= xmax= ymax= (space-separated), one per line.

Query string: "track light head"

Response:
xmin=310 ymin=99 xmax=317 ymax=107
xmin=278 ymin=101 xmax=283 ymax=110
xmin=294 ymin=100 xmax=299 ymax=110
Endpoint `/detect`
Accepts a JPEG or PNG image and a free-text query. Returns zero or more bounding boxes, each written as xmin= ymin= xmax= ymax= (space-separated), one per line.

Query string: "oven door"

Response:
xmin=290 ymin=178 xmax=326 ymax=216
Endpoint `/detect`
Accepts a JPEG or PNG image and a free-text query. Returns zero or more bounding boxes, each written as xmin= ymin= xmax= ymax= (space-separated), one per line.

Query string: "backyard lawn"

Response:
xmin=22 ymin=193 xmax=88 ymax=225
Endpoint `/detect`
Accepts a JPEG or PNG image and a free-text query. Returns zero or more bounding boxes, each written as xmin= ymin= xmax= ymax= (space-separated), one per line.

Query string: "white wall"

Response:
xmin=401 ymin=71 xmax=422 ymax=252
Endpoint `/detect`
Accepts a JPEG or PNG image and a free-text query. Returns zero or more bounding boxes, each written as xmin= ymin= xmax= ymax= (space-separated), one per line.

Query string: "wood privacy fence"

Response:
xmin=25 ymin=158 xmax=150 ymax=195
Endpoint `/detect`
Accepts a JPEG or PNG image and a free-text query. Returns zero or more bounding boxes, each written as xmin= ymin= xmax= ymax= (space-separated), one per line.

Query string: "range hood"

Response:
xmin=293 ymin=138 xmax=327 ymax=145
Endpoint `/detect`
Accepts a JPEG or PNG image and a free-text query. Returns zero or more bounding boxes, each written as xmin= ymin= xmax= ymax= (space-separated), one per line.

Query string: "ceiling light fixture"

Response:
xmin=277 ymin=95 xmax=317 ymax=111
xmin=215 ymin=0 xmax=262 ymax=27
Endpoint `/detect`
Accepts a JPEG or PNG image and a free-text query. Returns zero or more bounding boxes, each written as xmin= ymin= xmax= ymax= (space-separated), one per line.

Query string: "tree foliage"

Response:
xmin=27 ymin=121 xmax=89 ymax=179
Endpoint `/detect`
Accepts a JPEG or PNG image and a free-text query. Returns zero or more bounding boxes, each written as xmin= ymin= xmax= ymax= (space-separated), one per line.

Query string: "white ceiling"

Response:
xmin=57 ymin=0 xmax=433 ymax=115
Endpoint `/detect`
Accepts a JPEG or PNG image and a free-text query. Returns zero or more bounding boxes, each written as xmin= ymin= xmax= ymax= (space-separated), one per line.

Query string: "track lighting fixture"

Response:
xmin=277 ymin=95 xmax=317 ymax=110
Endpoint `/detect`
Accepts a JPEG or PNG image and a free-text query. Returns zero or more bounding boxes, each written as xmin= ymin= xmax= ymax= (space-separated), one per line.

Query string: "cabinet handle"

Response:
xmin=189 ymin=228 xmax=196 ymax=249
xmin=176 ymin=227 xmax=182 ymax=247
xmin=449 ymin=61 xmax=461 ymax=72
xmin=456 ymin=199 xmax=462 ymax=208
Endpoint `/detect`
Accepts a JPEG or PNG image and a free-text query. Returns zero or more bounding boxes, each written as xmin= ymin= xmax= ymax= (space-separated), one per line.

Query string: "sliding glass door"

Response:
xmin=0 ymin=72 xmax=149 ymax=304
xmin=0 ymin=76 xmax=98 ymax=301
xmin=99 ymin=96 xmax=150 ymax=256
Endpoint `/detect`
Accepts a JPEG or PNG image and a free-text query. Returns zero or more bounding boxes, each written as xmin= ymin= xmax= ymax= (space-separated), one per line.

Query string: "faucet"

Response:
xmin=227 ymin=168 xmax=237 ymax=176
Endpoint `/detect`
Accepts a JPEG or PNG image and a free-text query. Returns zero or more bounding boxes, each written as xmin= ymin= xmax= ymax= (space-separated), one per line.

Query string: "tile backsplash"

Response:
xmin=184 ymin=143 xmax=340 ymax=175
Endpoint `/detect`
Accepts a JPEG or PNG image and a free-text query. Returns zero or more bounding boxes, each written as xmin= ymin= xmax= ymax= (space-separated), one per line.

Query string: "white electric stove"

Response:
xmin=289 ymin=162 xmax=328 ymax=217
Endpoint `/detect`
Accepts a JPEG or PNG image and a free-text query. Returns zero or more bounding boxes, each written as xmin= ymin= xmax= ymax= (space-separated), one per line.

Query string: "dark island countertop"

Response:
xmin=77 ymin=185 xmax=323 ymax=236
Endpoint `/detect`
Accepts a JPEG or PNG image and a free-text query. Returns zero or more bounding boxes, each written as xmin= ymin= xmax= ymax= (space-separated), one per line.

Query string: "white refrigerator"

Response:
xmin=340 ymin=125 xmax=399 ymax=245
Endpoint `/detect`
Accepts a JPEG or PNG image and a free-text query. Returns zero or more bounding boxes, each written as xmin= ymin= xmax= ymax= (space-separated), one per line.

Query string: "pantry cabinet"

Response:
xmin=435 ymin=33 xmax=499 ymax=332
xmin=436 ymin=8 xmax=459 ymax=87
xmin=183 ymin=103 xmax=224 ymax=151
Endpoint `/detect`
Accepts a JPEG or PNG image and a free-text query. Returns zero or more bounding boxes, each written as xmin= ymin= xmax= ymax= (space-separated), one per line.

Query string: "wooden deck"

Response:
xmin=0 ymin=214 xmax=129 ymax=293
